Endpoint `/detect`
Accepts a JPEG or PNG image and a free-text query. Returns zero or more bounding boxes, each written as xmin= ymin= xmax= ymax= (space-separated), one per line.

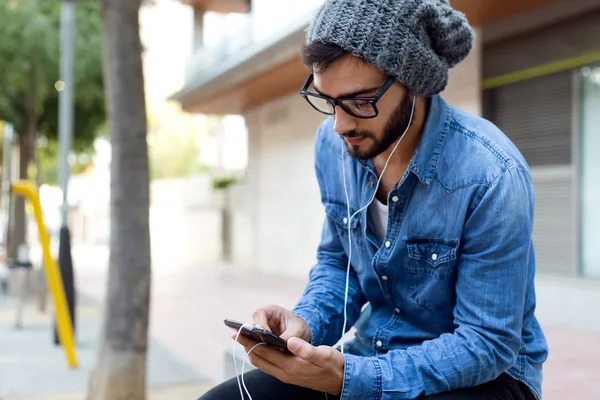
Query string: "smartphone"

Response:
xmin=224 ymin=318 xmax=292 ymax=354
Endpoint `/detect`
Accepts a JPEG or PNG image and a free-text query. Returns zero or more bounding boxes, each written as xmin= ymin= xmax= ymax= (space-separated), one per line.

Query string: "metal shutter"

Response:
xmin=483 ymin=71 xmax=572 ymax=166
xmin=483 ymin=72 xmax=577 ymax=276
xmin=530 ymin=166 xmax=578 ymax=275
xmin=483 ymin=9 xmax=600 ymax=79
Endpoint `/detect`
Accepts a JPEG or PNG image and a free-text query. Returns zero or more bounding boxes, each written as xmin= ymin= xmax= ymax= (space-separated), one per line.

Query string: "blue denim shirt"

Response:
xmin=293 ymin=95 xmax=549 ymax=400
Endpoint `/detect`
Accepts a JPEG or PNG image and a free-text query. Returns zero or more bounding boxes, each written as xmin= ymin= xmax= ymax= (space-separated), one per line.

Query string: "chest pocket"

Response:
xmin=324 ymin=201 xmax=364 ymax=271
xmin=325 ymin=202 xmax=360 ymax=232
xmin=405 ymin=237 xmax=459 ymax=312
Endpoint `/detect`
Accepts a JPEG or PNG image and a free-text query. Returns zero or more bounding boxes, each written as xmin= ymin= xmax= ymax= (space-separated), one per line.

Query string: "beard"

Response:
xmin=342 ymin=92 xmax=414 ymax=160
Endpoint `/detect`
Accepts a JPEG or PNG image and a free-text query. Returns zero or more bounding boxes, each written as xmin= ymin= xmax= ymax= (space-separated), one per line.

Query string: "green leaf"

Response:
xmin=0 ymin=0 xmax=105 ymax=156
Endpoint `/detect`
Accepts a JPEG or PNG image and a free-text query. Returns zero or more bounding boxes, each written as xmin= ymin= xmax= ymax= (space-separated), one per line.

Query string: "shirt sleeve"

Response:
xmin=340 ymin=165 xmax=535 ymax=399
xmin=293 ymin=161 xmax=367 ymax=347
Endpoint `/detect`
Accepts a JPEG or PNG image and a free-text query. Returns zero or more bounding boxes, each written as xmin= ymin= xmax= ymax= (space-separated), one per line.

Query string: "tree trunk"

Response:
xmin=88 ymin=1 xmax=151 ymax=399
xmin=8 ymin=132 xmax=31 ymax=260
xmin=9 ymin=68 xmax=37 ymax=261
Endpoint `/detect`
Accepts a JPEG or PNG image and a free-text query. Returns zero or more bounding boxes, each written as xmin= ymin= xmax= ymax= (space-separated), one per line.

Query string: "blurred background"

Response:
xmin=0 ymin=0 xmax=599 ymax=399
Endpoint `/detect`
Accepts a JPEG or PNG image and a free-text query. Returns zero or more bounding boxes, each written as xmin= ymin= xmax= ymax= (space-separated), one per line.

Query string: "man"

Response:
xmin=200 ymin=0 xmax=548 ymax=399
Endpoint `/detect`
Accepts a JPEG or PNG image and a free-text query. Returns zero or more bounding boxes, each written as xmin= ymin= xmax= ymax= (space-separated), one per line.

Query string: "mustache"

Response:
xmin=341 ymin=130 xmax=375 ymax=139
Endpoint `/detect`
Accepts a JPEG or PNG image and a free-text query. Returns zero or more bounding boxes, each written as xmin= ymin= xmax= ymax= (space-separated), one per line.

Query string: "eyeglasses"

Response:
xmin=299 ymin=73 xmax=395 ymax=119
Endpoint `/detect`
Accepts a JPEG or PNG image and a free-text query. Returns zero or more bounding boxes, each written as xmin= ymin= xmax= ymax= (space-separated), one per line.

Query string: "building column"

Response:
xmin=193 ymin=7 xmax=205 ymax=50
xmin=442 ymin=26 xmax=482 ymax=116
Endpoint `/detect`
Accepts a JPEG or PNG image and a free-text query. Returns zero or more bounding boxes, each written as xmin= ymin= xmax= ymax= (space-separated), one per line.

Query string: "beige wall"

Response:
xmin=229 ymin=35 xmax=483 ymax=277
xmin=229 ymin=93 xmax=327 ymax=278
xmin=442 ymin=27 xmax=482 ymax=116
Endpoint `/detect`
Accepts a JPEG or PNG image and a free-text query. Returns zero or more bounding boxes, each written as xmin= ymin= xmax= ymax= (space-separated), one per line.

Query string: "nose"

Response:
xmin=332 ymin=108 xmax=357 ymax=135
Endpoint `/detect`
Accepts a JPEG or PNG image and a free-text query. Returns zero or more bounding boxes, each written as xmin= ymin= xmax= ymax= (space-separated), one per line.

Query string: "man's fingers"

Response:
xmin=288 ymin=337 xmax=334 ymax=367
xmin=252 ymin=308 xmax=272 ymax=332
xmin=234 ymin=332 xmax=259 ymax=348
xmin=246 ymin=349 xmax=290 ymax=382
xmin=234 ymin=334 xmax=294 ymax=366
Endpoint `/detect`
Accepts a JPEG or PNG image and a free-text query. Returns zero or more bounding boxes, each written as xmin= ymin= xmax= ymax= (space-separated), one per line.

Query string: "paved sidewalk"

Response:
xmin=0 ymin=296 xmax=209 ymax=399
xmin=2 ymin=244 xmax=599 ymax=399
xmin=1 ymin=382 xmax=213 ymax=400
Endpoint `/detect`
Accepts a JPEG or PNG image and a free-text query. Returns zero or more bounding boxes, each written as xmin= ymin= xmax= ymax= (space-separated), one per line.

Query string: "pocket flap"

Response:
xmin=406 ymin=237 xmax=459 ymax=267
xmin=325 ymin=202 xmax=360 ymax=229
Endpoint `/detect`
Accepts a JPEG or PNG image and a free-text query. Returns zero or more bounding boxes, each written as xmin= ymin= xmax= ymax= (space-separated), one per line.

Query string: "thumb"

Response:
xmin=287 ymin=337 xmax=322 ymax=363
xmin=288 ymin=337 xmax=315 ymax=361
xmin=288 ymin=338 xmax=334 ymax=367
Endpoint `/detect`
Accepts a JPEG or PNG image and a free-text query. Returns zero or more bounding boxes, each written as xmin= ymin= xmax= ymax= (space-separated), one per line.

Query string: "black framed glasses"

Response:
xmin=299 ymin=73 xmax=395 ymax=119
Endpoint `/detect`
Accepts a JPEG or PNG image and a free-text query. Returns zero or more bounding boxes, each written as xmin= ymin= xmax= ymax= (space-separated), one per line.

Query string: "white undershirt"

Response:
xmin=369 ymin=198 xmax=389 ymax=243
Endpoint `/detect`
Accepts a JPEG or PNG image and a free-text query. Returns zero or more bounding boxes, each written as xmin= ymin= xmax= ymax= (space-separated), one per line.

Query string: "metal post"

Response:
xmin=54 ymin=0 xmax=76 ymax=345
xmin=1 ymin=124 xmax=14 ymax=245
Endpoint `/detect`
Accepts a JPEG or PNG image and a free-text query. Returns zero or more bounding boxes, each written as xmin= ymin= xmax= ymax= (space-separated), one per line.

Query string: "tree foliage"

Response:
xmin=0 ymin=0 xmax=104 ymax=258
xmin=147 ymin=101 xmax=207 ymax=180
xmin=0 ymin=0 xmax=105 ymax=152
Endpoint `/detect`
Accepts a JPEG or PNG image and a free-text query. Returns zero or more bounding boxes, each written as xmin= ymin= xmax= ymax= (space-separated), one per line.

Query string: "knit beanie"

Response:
xmin=306 ymin=0 xmax=475 ymax=96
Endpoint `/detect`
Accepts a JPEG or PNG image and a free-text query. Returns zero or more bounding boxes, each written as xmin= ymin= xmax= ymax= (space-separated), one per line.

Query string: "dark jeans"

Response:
xmin=198 ymin=368 xmax=536 ymax=400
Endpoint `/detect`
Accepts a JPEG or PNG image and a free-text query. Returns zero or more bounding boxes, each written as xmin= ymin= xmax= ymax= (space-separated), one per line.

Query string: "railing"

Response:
xmin=185 ymin=19 xmax=254 ymax=83
xmin=184 ymin=6 xmax=322 ymax=85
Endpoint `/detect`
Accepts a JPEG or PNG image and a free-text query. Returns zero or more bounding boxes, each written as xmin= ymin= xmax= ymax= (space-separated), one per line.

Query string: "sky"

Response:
xmin=139 ymin=0 xmax=194 ymax=107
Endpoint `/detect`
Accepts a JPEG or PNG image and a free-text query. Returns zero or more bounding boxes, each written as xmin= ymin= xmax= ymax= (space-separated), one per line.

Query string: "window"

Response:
xmin=579 ymin=64 xmax=600 ymax=278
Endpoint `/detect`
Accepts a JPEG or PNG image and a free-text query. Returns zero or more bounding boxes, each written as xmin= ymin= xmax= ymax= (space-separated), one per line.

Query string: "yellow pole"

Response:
xmin=11 ymin=180 xmax=78 ymax=368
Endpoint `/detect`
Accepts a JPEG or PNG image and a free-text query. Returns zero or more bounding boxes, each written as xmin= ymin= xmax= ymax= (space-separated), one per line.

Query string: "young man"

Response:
xmin=200 ymin=0 xmax=548 ymax=399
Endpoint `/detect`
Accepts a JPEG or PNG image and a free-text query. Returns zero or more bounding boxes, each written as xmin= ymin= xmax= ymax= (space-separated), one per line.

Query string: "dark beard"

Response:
xmin=343 ymin=92 xmax=414 ymax=160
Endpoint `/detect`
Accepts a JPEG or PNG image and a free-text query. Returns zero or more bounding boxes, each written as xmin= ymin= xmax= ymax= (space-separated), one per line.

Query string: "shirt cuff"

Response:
xmin=341 ymin=353 xmax=382 ymax=400
xmin=292 ymin=306 xmax=326 ymax=346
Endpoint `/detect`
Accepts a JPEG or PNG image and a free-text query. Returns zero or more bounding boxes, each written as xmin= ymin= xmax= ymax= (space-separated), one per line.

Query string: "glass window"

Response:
xmin=580 ymin=64 xmax=600 ymax=278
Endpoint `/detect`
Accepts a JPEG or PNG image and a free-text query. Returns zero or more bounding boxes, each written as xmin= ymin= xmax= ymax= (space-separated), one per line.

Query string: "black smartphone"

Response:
xmin=224 ymin=318 xmax=292 ymax=354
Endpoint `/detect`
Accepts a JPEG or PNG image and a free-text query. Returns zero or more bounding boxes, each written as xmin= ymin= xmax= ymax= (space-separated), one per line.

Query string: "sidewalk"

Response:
xmin=1 ymin=382 xmax=214 ymax=400
xmin=0 ymin=296 xmax=211 ymax=399
xmin=1 ymin=244 xmax=599 ymax=399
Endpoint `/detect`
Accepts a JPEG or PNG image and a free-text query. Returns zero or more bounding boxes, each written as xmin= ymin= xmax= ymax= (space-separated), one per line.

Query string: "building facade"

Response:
xmin=172 ymin=0 xmax=600 ymax=280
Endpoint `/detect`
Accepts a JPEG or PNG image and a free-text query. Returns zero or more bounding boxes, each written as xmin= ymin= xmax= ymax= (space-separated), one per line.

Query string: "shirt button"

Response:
xmin=381 ymin=275 xmax=389 ymax=281
xmin=343 ymin=217 xmax=348 ymax=225
xmin=431 ymin=253 xmax=438 ymax=261
xmin=376 ymin=340 xmax=383 ymax=348
xmin=395 ymin=308 xmax=401 ymax=314
xmin=391 ymin=196 xmax=399 ymax=203
xmin=385 ymin=241 xmax=391 ymax=248
xmin=369 ymin=181 xmax=375 ymax=187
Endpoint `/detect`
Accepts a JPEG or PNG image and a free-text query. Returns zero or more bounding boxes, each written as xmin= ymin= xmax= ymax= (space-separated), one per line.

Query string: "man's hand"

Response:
xmin=252 ymin=305 xmax=312 ymax=342
xmin=234 ymin=333 xmax=345 ymax=395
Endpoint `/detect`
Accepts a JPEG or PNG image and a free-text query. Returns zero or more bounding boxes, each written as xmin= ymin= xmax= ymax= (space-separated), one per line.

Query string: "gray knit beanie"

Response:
xmin=306 ymin=0 xmax=474 ymax=96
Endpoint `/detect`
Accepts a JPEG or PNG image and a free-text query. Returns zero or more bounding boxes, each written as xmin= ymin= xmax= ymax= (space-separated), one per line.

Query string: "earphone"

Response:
xmin=233 ymin=324 xmax=266 ymax=400
xmin=232 ymin=325 xmax=330 ymax=400
xmin=233 ymin=95 xmax=416 ymax=399
xmin=339 ymin=95 xmax=416 ymax=353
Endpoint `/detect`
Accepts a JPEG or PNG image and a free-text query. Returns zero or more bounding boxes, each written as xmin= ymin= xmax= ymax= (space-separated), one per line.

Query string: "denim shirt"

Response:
xmin=293 ymin=95 xmax=549 ymax=400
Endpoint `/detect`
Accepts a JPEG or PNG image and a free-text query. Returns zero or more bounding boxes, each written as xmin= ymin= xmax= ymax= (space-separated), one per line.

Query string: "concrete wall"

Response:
xmin=150 ymin=173 xmax=225 ymax=266
xmin=442 ymin=27 xmax=482 ymax=117
xmin=229 ymin=93 xmax=326 ymax=278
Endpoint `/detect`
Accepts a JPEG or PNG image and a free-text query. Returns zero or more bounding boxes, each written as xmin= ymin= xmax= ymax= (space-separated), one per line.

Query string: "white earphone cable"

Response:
xmin=340 ymin=96 xmax=416 ymax=352
xmin=232 ymin=95 xmax=416 ymax=400
xmin=233 ymin=325 xmax=329 ymax=400
xmin=233 ymin=324 xmax=258 ymax=400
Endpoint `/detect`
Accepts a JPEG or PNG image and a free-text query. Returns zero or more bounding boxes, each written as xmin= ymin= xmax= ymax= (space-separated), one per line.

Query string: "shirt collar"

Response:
xmin=407 ymin=94 xmax=451 ymax=186
xmin=352 ymin=95 xmax=451 ymax=186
